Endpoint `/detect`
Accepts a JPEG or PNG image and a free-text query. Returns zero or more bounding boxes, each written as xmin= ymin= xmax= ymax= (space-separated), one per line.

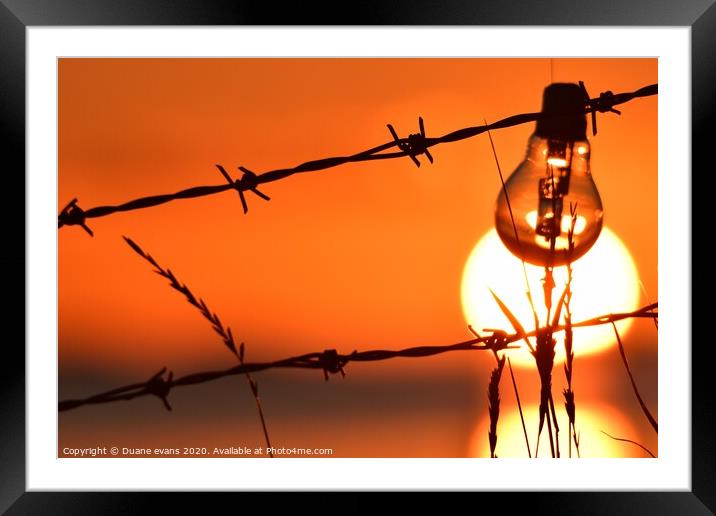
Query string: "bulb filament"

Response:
xmin=536 ymin=140 xmax=574 ymax=242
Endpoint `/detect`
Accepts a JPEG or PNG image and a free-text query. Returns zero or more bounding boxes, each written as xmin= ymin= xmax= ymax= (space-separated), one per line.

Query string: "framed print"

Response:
xmin=3 ymin=0 xmax=713 ymax=513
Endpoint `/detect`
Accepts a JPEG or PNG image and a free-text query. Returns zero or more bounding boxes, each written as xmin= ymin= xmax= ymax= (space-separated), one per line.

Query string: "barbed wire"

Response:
xmin=58 ymin=302 xmax=657 ymax=412
xmin=58 ymin=83 xmax=657 ymax=236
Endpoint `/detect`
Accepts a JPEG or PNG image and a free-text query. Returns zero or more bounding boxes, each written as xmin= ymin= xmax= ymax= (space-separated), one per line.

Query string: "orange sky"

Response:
xmin=58 ymin=58 xmax=657 ymax=458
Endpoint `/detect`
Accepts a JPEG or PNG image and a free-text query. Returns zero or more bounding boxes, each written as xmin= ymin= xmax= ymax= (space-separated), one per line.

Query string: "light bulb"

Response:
xmin=495 ymin=83 xmax=603 ymax=267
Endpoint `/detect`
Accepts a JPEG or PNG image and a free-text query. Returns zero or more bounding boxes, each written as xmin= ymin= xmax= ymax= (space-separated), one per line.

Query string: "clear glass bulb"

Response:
xmin=494 ymin=83 xmax=604 ymax=267
xmin=495 ymin=134 xmax=603 ymax=267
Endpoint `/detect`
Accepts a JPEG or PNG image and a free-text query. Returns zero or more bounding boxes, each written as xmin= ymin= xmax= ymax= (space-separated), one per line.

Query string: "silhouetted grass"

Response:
xmin=123 ymin=236 xmax=274 ymax=456
xmin=487 ymin=355 xmax=506 ymax=458
xmin=508 ymin=357 xmax=531 ymax=457
xmin=533 ymin=329 xmax=557 ymax=458
xmin=563 ymin=203 xmax=581 ymax=457
xmin=601 ymin=430 xmax=656 ymax=458
xmin=611 ymin=322 xmax=658 ymax=433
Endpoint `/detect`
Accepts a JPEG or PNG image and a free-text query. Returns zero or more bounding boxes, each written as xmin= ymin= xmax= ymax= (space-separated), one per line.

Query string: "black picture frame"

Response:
xmin=2 ymin=1 xmax=712 ymax=513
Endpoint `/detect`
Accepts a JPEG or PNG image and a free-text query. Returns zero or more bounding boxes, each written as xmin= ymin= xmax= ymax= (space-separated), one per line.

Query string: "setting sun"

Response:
xmin=461 ymin=227 xmax=640 ymax=367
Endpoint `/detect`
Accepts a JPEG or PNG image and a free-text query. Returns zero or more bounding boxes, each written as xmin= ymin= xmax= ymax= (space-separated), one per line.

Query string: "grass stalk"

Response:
xmin=123 ymin=236 xmax=274 ymax=456
xmin=611 ymin=322 xmax=658 ymax=433
xmin=487 ymin=353 xmax=506 ymax=458
xmin=600 ymin=430 xmax=656 ymax=458
xmin=485 ymin=122 xmax=540 ymax=331
xmin=563 ymin=203 xmax=581 ymax=457
xmin=507 ymin=357 xmax=531 ymax=457
xmin=534 ymin=329 xmax=557 ymax=458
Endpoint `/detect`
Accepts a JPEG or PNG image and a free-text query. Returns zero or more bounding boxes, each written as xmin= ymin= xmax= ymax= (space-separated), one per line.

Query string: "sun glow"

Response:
xmin=469 ymin=403 xmax=649 ymax=458
xmin=461 ymin=227 xmax=640 ymax=367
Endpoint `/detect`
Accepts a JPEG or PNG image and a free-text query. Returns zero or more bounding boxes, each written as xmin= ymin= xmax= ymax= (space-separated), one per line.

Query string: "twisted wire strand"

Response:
xmin=58 ymin=84 xmax=657 ymax=232
xmin=58 ymin=302 xmax=657 ymax=412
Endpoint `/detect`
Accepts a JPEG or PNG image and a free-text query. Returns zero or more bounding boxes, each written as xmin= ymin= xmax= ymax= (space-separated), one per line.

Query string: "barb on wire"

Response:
xmin=58 ymin=198 xmax=93 ymax=236
xmin=319 ymin=349 xmax=353 ymax=381
xmin=58 ymin=302 xmax=657 ymax=413
xmin=468 ymin=325 xmax=512 ymax=357
xmin=215 ymin=164 xmax=271 ymax=214
xmin=387 ymin=116 xmax=434 ymax=167
xmin=58 ymin=83 xmax=657 ymax=235
xmin=145 ymin=367 xmax=174 ymax=411
xmin=579 ymin=81 xmax=622 ymax=136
